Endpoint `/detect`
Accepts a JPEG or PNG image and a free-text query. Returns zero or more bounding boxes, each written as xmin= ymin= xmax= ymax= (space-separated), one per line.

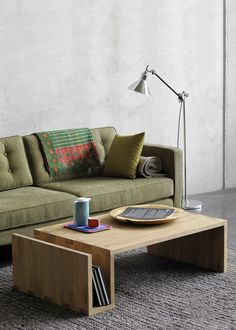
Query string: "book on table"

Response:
xmin=119 ymin=207 xmax=175 ymax=220
xmin=92 ymin=265 xmax=110 ymax=307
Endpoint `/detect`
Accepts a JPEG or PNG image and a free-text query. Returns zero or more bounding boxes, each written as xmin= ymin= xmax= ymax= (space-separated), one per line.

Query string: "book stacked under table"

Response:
xmin=92 ymin=265 xmax=110 ymax=307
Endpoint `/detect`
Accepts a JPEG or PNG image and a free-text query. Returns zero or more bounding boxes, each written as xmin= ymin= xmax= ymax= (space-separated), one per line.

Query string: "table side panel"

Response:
xmin=148 ymin=223 xmax=227 ymax=272
xmin=34 ymin=230 xmax=115 ymax=306
xmin=12 ymin=234 xmax=93 ymax=314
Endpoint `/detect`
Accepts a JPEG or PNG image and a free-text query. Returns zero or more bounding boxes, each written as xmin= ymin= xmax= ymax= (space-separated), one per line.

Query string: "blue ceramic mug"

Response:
xmin=74 ymin=197 xmax=91 ymax=227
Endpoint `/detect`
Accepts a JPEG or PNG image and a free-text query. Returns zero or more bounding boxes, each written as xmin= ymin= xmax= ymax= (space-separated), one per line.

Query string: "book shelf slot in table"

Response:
xmin=12 ymin=234 xmax=113 ymax=315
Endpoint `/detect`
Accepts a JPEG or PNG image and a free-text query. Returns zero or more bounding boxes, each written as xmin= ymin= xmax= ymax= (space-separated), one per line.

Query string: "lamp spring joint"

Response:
xmin=178 ymin=91 xmax=189 ymax=102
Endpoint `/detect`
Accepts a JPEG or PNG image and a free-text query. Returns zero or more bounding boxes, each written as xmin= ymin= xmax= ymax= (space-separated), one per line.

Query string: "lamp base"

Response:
xmin=182 ymin=199 xmax=203 ymax=210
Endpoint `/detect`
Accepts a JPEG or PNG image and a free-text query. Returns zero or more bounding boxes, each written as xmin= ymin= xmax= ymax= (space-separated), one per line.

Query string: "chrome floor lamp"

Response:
xmin=128 ymin=65 xmax=202 ymax=210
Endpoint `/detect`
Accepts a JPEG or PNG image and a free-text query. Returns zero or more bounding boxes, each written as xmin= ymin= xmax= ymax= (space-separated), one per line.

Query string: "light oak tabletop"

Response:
xmin=35 ymin=208 xmax=227 ymax=255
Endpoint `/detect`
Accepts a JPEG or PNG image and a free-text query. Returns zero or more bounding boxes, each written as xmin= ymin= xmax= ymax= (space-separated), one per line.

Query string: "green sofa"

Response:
xmin=0 ymin=127 xmax=183 ymax=245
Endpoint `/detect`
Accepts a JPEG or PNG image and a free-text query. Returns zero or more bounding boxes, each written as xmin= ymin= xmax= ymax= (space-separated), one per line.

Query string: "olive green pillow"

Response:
xmin=103 ymin=132 xmax=145 ymax=179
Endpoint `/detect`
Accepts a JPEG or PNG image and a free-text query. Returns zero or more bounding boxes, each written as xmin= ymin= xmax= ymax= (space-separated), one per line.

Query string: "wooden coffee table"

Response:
xmin=12 ymin=207 xmax=227 ymax=316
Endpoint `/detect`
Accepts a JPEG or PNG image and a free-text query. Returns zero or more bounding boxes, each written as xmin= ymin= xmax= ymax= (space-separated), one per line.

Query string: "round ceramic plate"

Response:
xmin=109 ymin=204 xmax=186 ymax=225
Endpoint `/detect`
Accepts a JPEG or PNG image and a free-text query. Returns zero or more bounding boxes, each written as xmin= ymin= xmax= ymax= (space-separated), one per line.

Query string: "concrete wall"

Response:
xmin=225 ymin=0 xmax=236 ymax=188
xmin=0 ymin=0 xmax=223 ymax=194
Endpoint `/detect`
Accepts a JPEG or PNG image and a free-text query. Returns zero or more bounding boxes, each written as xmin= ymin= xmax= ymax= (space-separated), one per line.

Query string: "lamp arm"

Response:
xmin=145 ymin=66 xmax=189 ymax=101
xmin=152 ymin=71 xmax=180 ymax=98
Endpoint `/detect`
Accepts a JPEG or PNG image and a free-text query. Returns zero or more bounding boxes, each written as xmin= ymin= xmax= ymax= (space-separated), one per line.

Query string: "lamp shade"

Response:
xmin=128 ymin=72 xmax=150 ymax=96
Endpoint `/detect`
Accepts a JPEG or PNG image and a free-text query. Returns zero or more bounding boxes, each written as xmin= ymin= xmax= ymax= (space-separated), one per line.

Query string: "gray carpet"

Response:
xmin=0 ymin=248 xmax=236 ymax=330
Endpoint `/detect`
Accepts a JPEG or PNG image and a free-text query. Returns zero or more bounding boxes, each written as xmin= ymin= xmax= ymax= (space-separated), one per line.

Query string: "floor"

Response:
xmin=1 ymin=188 xmax=235 ymax=267
xmin=190 ymin=188 xmax=236 ymax=248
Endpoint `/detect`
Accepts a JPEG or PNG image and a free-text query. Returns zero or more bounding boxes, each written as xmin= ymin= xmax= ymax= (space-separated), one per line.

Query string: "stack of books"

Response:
xmin=92 ymin=265 xmax=110 ymax=307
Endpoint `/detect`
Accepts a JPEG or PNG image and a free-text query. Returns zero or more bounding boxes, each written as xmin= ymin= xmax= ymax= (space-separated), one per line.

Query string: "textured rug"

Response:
xmin=0 ymin=248 xmax=236 ymax=330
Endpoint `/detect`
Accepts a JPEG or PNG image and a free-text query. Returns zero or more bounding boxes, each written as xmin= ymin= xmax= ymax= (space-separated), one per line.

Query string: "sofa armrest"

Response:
xmin=142 ymin=144 xmax=183 ymax=208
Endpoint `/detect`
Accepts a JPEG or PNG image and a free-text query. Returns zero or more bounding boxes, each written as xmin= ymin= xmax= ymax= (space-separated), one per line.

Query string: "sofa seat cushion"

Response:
xmin=41 ymin=176 xmax=173 ymax=213
xmin=0 ymin=187 xmax=76 ymax=231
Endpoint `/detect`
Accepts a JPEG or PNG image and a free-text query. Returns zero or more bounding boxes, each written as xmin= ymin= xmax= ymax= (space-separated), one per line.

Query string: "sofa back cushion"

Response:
xmin=23 ymin=127 xmax=116 ymax=186
xmin=0 ymin=136 xmax=33 ymax=191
